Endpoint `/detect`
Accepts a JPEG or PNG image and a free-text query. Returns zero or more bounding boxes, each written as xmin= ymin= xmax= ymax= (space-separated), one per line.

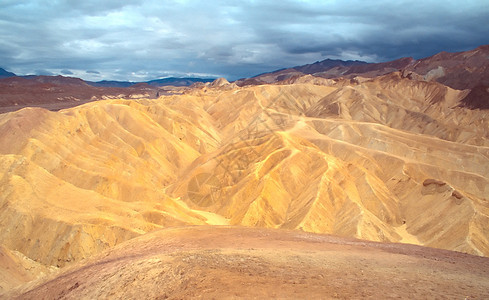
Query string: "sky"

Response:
xmin=1 ymin=0 xmax=488 ymax=82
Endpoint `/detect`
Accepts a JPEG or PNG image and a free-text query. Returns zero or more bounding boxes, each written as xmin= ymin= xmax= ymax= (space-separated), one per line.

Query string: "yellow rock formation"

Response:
xmin=0 ymin=75 xmax=488 ymax=284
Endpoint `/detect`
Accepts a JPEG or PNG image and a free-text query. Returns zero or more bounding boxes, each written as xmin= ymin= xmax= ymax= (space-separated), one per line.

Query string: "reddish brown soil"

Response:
xmin=460 ymin=84 xmax=489 ymax=109
xmin=0 ymin=76 xmax=159 ymax=114
xmin=6 ymin=226 xmax=489 ymax=299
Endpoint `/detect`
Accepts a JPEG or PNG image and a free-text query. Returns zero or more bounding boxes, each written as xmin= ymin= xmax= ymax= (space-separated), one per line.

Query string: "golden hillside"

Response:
xmin=1 ymin=75 xmax=489 ymax=293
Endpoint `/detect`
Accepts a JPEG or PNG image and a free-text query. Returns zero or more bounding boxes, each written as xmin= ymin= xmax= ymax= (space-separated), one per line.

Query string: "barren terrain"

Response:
xmin=0 ymin=46 xmax=489 ymax=298
xmin=5 ymin=226 xmax=489 ymax=299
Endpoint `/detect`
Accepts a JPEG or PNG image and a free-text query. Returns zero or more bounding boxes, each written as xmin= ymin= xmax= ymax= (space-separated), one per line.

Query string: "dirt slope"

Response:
xmin=0 ymin=76 xmax=160 ymax=114
xmin=4 ymin=226 xmax=489 ymax=299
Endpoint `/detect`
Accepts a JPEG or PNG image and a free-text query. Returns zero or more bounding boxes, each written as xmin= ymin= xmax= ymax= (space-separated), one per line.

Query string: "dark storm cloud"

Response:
xmin=241 ymin=1 xmax=489 ymax=61
xmin=0 ymin=0 xmax=488 ymax=81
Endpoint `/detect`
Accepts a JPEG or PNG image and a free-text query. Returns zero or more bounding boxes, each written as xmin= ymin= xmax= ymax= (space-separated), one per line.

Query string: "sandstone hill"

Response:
xmin=0 ymin=48 xmax=489 ymax=297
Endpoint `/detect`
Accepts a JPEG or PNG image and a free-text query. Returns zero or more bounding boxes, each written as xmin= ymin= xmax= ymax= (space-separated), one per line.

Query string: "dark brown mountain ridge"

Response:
xmin=236 ymin=44 xmax=489 ymax=92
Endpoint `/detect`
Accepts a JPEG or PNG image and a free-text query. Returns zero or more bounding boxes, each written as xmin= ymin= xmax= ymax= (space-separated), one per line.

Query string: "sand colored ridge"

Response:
xmin=0 ymin=74 xmax=488 ymax=297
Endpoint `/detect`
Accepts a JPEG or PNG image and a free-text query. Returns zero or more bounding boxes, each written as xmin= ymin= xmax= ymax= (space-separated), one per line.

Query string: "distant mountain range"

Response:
xmin=3 ymin=44 xmax=489 ymax=90
xmin=87 ymin=77 xmax=215 ymax=88
xmin=1 ymin=44 xmax=488 ymax=111
xmin=0 ymin=68 xmax=215 ymax=87
xmin=0 ymin=67 xmax=16 ymax=78
xmin=235 ymin=45 xmax=489 ymax=90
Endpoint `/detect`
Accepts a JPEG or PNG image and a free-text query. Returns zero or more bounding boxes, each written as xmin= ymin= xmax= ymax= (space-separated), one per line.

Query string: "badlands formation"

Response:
xmin=1 ymin=48 xmax=489 ymax=297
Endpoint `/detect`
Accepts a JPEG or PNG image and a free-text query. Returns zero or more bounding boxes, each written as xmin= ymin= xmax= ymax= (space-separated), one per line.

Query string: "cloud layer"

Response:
xmin=1 ymin=0 xmax=488 ymax=81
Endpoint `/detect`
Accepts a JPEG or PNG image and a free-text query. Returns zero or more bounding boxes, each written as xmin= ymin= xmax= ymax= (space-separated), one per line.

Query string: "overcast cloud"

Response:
xmin=0 ymin=0 xmax=488 ymax=81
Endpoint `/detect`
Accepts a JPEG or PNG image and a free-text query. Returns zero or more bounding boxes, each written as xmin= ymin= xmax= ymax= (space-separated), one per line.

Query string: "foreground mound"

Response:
xmin=5 ymin=226 xmax=489 ymax=299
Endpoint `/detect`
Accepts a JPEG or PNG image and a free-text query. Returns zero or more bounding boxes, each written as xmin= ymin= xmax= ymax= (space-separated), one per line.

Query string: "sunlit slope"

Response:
xmin=307 ymin=72 xmax=488 ymax=145
xmin=0 ymin=99 xmax=225 ymax=267
xmin=0 ymin=77 xmax=488 ymax=272
xmin=0 ymin=245 xmax=54 ymax=294
xmin=171 ymin=127 xmax=489 ymax=255
xmin=171 ymin=78 xmax=489 ymax=256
